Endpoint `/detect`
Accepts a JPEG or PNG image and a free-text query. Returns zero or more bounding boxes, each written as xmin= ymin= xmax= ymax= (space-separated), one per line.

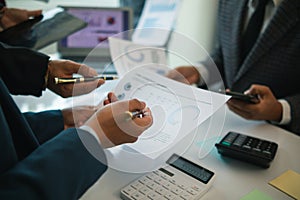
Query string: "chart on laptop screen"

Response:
xmin=58 ymin=7 xmax=132 ymax=58
xmin=65 ymin=8 xmax=128 ymax=48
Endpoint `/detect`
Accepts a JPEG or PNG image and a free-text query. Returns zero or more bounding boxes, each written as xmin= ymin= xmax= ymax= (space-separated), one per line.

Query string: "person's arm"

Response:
xmin=24 ymin=106 xmax=99 ymax=144
xmin=0 ymin=42 xmax=49 ymax=96
xmin=0 ymin=42 xmax=105 ymax=98
xmin=24 ymin=110 xmax=64 ymax=144
xmin=0 ymin=128 xmax=108 ymax=200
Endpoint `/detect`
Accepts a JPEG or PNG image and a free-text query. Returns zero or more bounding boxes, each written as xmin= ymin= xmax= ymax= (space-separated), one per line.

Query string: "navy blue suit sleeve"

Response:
xmin=0 ymin=42 xmax=49 ymax=97
xmin=24 ymin=110 xmax=64 ymax=144
xmin=0 ymin=128 xmax=107 ymax=200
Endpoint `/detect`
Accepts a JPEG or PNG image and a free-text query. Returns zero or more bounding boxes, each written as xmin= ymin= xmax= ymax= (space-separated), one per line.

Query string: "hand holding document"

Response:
xmin=107 ymin=67 xmax=230 ymax=159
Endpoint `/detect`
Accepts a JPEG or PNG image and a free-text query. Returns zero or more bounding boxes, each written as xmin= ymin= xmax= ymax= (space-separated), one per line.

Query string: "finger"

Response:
xmin=108 ymin=92 xmax=118 ymax=103
xmin=97 ymin=79 xmax=105 ymax=87
xmin=103 ymin=99 xmax=110 ymax=105
xmin=128 ymin=99 xmax=146 ymax=112
xmin=27 ymin=10 xmax=42 ymax=17
xmin=77 ymin=64 xmax=98 ymax=77
xmin=227 ymin=104 xmax=252 ymax=119
xmin=72 ymin=80 xmax=100 ymax=96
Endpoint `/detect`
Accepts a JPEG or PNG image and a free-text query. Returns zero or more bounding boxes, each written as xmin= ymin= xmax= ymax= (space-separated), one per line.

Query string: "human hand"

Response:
xmin=84 ymin=99 xmax=153 ymax=148
xmin=62 ymin=105 xmax=99 ymax=130
xmin=166 ymin=66 xmax=200 ymax=85
xmin=0 ymin=7 xmax=42 ymax=30
xmin=103 ymin=92 xmax=118 ymax=105
xmin=47 ymin=60 xmax=105 ymax=98
xmin=227 ymin=84 xmax=282 ymax=122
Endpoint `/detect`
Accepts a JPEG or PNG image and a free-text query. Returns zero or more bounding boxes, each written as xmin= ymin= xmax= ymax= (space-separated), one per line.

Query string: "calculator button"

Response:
xmin=131 ymin=191 xmax=147 ymax=200
xmin=139 ymin=177 xmax=151 ymax=185
xmin=122 ymin=185 xmax=136 ymax=196
xmin=252 ymin=148 xmax=261 ymax=152
xmin=155 ymin=186 xmax=168 ymax=195
xmin=147 ymin=181 xmax=158 ymax=190
xmin=233 ymin=134 xmax=247 ymax=146
xmin=242 ymin=144 xmax=251 ymax=149
xmin=139 ymin=186 xmax=151 ymax=195
xmin=171 ymin=187 xmax=183 ymax=195
xmin=177 ymin=184 xmax=188 ymax=190
xmin=147 ymin=191 xmax=161 ymax=200
xmin=162 ymin=182 xmax=174 ymax=189
xmin=154 ymin=178 xmax=165 ymax=185
xmin=262 ymin=150 xmax=271 ymax=155
xmin=180 ymin=191 xmax=193 ymax=200
xmin=131 ymin=181 xmax=144 ymax=190
xmin=186 ymin=188 xmax=198 ymax=195
xmin=164 ymin=192 xmax=177 ymax=200
xmin=222 ymin=132 xmax=238 ymax=145
xmin=146 ymin=173 xmax=157 ymax=180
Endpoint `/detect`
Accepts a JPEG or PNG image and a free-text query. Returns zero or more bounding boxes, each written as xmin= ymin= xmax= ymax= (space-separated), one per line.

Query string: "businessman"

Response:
xmin=168 ymin=0 xmax=300 ymax=135
xmin=0 ymin=42 xmax=153 ymax=199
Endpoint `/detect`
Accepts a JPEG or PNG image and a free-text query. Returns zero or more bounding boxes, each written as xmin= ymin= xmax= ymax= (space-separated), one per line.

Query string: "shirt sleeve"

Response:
xmin=278 ymin=99 xmax=291 ymax=125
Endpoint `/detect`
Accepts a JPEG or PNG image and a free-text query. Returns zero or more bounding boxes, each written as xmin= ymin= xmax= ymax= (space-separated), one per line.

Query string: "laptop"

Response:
xmin=57 ymin=6 xmax=133 ymax=74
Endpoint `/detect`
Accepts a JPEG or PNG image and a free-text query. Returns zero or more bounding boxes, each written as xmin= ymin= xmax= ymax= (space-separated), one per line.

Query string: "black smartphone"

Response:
xmin=225 ymin=91 xmax=259 ymax=104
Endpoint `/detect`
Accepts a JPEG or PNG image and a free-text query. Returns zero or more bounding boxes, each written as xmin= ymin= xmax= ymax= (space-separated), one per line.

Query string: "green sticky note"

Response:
xmin=240 ymin=189 xmax=273 ymax=200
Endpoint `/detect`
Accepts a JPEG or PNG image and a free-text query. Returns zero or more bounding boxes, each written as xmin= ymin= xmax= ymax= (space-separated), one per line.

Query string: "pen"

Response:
xmin=124 ymin=110 xmax=146 ymax=121
xmin=54 ymin=75 xmax=118 ymax=84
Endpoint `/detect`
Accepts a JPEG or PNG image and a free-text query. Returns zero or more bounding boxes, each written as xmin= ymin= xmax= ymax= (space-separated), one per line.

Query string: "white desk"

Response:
xmin=12 ymin=83 xmax=300 ymax=200
xmin=81 ymin=108 xmax=300 ymax=200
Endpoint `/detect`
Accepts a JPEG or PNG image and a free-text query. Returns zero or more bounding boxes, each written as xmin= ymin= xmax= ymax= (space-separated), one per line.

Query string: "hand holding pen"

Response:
xmin=84 ymin=95 xmax=153 ymax=148
xmin=46 ymin=60 xmax=106 ymax=98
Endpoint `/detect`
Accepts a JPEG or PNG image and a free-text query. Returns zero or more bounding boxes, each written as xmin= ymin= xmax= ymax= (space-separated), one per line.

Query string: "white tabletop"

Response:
xmin=81 ymin=108 xmax=300 ymax=200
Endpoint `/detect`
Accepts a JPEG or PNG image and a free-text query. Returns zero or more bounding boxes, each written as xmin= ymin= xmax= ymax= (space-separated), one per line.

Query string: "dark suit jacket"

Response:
xmin=203 ymin=0 xmax=300 ymax=134
xmin=0 ymin=43 xmax=107 ymax=199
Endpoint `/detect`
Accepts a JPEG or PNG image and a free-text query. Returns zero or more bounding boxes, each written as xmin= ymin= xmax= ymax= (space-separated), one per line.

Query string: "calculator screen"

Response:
xmin=167 ymin=154 xmax=214 ymax=184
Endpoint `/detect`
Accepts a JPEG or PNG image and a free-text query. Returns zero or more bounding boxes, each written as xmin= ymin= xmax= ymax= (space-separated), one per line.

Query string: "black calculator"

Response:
xmin=215 ymin=132 xmax=278 ymax=168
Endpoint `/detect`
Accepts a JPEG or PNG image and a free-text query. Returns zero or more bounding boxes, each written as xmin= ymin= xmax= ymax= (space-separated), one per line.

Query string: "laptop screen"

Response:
xmin=58 ymin=6 xmax=133 ymax=59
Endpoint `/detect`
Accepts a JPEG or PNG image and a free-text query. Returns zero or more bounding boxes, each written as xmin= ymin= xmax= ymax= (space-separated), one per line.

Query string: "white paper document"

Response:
xmin=132 ymin=0 xmax=182 ymax=46
xmin=109 ymin=37 xmax=168 ymax=77
xmin=109 ymin=68 xmax=230 ymax=159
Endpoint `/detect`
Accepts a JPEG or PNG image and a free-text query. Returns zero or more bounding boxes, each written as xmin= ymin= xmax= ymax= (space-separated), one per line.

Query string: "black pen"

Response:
xmin=54 ymin=75 xmax=118 ymax=84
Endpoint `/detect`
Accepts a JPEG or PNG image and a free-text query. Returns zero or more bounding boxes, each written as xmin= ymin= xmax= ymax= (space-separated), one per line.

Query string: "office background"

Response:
xmin=7 ymin=0 xmax=218 ymax=67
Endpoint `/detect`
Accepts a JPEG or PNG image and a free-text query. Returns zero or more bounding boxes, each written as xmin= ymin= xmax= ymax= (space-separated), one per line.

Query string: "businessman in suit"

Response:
xmin=168 ymin=0 xmax=300 ymax=135
xmin=0 ymin=42 xmax=153 ymax=199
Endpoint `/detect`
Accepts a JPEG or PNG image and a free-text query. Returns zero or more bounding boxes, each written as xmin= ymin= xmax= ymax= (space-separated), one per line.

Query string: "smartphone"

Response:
xmin=225 ymin=91 xmax=259 ymax=104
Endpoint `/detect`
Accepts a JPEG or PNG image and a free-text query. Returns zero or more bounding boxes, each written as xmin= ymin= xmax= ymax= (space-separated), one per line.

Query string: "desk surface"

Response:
xmin=81 ymin=108 xmax=300 ymax=200
xmin=12 ymin=84 xmax=300 ymax=200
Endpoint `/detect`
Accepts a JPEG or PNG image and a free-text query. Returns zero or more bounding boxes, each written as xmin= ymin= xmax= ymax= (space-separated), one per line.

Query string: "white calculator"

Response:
xmin=120 ymin=154 xmax=216 ymax=200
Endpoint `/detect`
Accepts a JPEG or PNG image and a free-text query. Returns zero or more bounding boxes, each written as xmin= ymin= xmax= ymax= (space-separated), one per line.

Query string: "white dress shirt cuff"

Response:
xmin=79 ymin=125 xmax=101 ymax=146
xmin=277 ymin=99 xmax=291 ymax=125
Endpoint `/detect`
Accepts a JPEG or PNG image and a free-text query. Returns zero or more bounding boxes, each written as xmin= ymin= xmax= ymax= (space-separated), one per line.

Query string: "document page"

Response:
xmin=109 ymin=37 xmax=168 ymax=76
xmin=132 ymin=0 xmax=182 ymax=46
xmin=109 ymin=67 xmax=230 ymax=159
